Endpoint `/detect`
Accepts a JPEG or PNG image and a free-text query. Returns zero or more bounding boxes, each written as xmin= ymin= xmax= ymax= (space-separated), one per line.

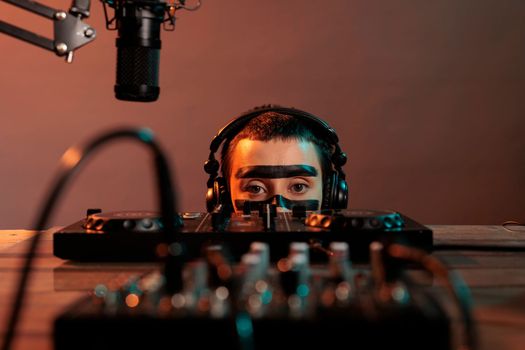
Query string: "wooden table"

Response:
xmin=1 ymin=225 xmax=525 ymax=349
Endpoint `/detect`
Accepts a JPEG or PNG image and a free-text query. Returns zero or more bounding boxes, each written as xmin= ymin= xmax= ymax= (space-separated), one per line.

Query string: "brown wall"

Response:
xmin=1 ymin=0 xmax=524 ymax=228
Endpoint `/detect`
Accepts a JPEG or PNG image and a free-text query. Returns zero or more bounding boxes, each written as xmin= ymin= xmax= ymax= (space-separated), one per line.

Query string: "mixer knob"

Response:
xmin=305 ymin=213 xmax=332 ymax=229
xmin=350 ymin=217 xmax=363 ymax=228
xmin=249 ymin=242 xmax=270 ymax=272
xmin=328 ymin=242 xmax=353 ymax=285
xmin=370 ymin=242 xmax=385 ymax=287
xmin=122 ymin=219 xmax=135 ymax=230
xmin=240 ymin=253 xmax=267 ymax=289
xmin=278 ymin=254 xmax=309 ymax=297
xmin=86 ymin=208 xmax=102 ymax=217
xmin=289 ymin=242 xmax=310 ymax=262
xmin=205 ymin=245 xmax=233 ymax=288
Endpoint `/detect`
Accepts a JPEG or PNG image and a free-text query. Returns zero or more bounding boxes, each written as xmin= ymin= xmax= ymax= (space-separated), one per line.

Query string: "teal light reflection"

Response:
xmin=235 ymin=312 xmax=254 ymax=339
xmin=297 ymin=284 xmax=309 ymax=298
xmin=94 ymin=284 xmax=108 ymax=298
xmin=261 ymin=290 xmax=273 ymax=305
xmin=138 ymin=128 xmax=154 ymax=143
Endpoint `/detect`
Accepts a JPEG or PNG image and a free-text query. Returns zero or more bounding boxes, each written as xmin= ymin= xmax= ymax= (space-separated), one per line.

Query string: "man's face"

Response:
xmin=228 ymin=138 xmax=323 ymax=212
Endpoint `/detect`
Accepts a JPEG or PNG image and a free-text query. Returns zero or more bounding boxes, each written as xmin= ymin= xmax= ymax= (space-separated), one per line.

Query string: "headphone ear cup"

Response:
xmin=206 ymin=177 xmax=230 ymax=212
xmin=322 ymin=171 xmax=336 ymax=209
xmin=204 ymin=159 xmax=220 ymax=175
xmin=323 ymin=171 xmax=349 ymax=209
xmin=206 ymin=182 xmax=217 ymax=212
xmin=334 ymin=177 xmax=349 ymax=209
xmin=216 ymin=177 xmax=230 ymax=210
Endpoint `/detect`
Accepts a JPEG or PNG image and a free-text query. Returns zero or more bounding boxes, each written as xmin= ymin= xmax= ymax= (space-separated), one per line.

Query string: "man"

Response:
xmin=205 ymin=106 xmax=348 ymax=213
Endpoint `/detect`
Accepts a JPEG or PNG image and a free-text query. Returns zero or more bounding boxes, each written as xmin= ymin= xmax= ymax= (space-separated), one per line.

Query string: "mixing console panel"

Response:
xmin=53 ymin=209 xmax=465 ymax=350
xmin=53 ymin=209 xmax=433 ymax=262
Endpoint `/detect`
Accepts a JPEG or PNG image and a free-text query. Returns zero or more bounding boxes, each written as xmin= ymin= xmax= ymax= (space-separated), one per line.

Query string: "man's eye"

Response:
xmin=245 ymin=185 xmax=265 ymax=194
xmin=290 ymin=183 xmax=309 ymax=194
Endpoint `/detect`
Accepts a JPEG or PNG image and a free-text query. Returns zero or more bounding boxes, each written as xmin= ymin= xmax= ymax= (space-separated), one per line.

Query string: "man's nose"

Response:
xmin=270 ymin=195 xmax=284 ymax=207
xmin=270 ymin=195 xmax=291 ymax=212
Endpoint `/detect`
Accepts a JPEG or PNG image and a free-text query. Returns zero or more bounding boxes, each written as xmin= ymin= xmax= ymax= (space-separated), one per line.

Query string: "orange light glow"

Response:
xmin=60 ymin=147 xmax=82 ymax=168
xmin=277 ymin=258 xmax=291 ymax=272
xmin=218 ymin=264 xmax=233 ymax=280
xmin=125 ymin=293 xmax=140 ymax=308
xmin=156 ymin=243 xmax=169 ymax=258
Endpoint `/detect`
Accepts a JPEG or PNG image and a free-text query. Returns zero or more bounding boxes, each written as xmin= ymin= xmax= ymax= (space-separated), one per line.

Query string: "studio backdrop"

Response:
xmin=0 ymin=0 xmax=524 ymax=228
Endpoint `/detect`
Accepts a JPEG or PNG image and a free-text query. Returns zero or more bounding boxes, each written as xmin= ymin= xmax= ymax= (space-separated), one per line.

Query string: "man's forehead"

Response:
xmin=231 ymin=139 xmax=321 ymax=169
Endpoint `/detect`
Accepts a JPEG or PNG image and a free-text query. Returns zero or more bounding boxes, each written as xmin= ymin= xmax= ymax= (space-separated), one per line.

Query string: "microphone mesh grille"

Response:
xmin=116 ymin=46 xmax=160 ymax=87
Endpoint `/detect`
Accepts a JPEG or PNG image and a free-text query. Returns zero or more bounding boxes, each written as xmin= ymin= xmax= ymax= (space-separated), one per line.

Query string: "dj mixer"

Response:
xmin=51 ymin=208 xmax=464 ymax=350
xmin=53 ymin=208 xmax=432 ymax=262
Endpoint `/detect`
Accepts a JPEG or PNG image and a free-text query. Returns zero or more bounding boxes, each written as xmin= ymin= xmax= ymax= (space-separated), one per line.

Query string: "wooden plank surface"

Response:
xmin=1 ymin=225 xmax=525 ymax=349
xmin=0 ymin=230 xmax=157 ymax=350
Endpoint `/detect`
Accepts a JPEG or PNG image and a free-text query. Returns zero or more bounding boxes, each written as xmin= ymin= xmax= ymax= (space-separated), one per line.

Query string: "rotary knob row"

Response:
xmin=305 ymin=210 xmax=405 ymax=230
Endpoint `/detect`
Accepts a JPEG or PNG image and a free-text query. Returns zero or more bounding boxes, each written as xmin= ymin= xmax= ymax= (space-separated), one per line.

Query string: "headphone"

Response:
xmin=204 ymin=105 xmax=349 ymax=212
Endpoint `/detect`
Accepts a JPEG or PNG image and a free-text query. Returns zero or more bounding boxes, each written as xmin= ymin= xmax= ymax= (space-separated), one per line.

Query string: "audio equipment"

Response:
xmin=52 ymin=209 xmax=478 ymax=350
xmin=112 ymin=0 xmax=166 ymax=102
xmin=104 ymin=0 xmax=200 ymax=101
xmin=53 ymin=208 xmax=431 ymax=263
xmin=51 ymin=209 xmax=466 ymax=350
xmin=55 ymin=256 xmax=450 ymax=350
xmin=204 ymin=105 xmax=349 ymax=212
xmin=1 ymin=1 xmax=201 ymax=100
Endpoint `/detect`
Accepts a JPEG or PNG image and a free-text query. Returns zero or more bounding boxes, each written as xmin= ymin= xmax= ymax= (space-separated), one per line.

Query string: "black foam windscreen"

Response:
xmin=115 ymin=46 xmax=160 ymax=101
xmin=114 ymin=1 xmax=165 ymax=102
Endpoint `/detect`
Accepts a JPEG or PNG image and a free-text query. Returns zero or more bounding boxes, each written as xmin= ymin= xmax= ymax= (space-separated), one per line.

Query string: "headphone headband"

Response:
xmin=209 ymin=105 xmax=340 ymax=154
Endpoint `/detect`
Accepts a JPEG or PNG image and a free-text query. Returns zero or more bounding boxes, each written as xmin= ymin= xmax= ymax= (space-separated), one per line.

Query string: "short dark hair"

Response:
xmin=220 ymin=111 xmax=333 ymax=185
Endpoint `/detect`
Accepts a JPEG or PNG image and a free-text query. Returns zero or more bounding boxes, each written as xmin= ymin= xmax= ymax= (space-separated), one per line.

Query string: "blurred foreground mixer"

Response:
xmin=55 ymin=238 xmax=451 ymax=349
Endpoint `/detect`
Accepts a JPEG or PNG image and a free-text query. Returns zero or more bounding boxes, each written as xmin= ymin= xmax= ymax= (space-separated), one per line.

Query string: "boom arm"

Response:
xmin=0 ymin=0 xmax=96 ymax=62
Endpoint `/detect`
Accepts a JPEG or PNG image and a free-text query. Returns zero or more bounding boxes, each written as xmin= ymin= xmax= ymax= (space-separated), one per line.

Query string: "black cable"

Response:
xmin=1 ymin=127 xmax=178 ymax=350
xmin=388 ymin=244 xmax=476 ymax=350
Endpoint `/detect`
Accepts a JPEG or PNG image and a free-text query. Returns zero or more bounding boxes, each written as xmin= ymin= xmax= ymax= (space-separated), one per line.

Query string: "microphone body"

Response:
xmin=115 ymin=0 xmax=165 ymax=102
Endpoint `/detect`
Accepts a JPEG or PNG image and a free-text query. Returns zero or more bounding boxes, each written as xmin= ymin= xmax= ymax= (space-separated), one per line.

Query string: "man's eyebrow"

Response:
xmin=235 ymin=165 xmax=318 ymax=179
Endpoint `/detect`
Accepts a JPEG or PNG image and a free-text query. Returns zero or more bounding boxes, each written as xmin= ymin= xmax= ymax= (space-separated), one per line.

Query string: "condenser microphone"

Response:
xmin=114 ymin=0 xmax=166 ymax=102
